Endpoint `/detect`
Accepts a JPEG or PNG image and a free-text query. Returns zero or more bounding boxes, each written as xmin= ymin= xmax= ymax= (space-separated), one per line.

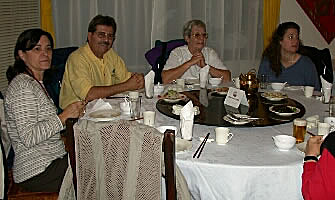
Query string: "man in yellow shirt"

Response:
xmin=60 ymin=15 xmax=144 ymax=109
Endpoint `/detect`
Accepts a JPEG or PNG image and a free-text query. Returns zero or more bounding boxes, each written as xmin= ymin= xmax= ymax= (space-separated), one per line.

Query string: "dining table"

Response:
xmin=102 ymin=83 xmax=328 ymax=200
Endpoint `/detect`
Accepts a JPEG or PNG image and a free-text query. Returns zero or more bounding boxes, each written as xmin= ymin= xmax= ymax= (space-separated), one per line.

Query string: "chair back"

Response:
xmin=65 ymin=119 xmax=164 ymax=199
xmin=145 ymin=39 xmax=186 ymax=84
xmin=44 ymin=47 xmax=78 ymax=113
xmin=299 ymin=45 xmax=333 ymax=86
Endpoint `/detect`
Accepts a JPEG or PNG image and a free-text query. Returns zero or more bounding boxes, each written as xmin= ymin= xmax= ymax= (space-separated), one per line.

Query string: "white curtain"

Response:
xmin=52 ymin=0 xmax=263 ymax=77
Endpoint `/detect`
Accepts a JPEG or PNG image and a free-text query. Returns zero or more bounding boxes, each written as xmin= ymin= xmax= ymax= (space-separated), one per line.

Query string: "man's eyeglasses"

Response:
xmin=191 ymin=32 xmax=208 ymax=39
xmin=94 ymin=31 xmax=115 ymax=40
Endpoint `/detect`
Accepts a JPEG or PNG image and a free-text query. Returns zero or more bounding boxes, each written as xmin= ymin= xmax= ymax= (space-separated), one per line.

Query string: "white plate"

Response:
xmin=261 ymin=92 xmax=287 ymax=101
xmin=269 ymin=106 xmax=300 ymax=116
xmin=161 ymin=94 xmax=187 ymax=103
xmin=176 ymin=138 xmax=192 ymax=152
xmin=88 ymin=109 xmax=121 ymax=121
xmin=223 ymin=116 xmax=253 ymax=125
xmin=185 ymin=78 xmax=199 ymax=85
xmin=285 ymin=86 xmax=303 ymax=91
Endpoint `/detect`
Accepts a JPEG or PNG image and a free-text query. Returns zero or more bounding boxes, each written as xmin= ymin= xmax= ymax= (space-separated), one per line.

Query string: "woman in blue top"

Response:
xmin=258 ymin=22 xmax=320 ymax=91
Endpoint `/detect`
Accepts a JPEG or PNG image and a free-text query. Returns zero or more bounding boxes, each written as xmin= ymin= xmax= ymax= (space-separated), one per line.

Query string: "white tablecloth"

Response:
xmin=107 ymin=86 xmax=329 ymax=200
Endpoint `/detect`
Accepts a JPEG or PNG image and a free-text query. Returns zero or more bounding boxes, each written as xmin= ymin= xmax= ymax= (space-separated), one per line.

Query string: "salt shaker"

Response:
xmin=129 ymin=91 xmax=141 ymax=119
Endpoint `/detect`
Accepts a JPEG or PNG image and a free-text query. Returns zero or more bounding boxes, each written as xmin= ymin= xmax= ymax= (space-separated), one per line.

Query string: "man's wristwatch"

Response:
xmin=304 ymin=156 xmax=318 ymax=162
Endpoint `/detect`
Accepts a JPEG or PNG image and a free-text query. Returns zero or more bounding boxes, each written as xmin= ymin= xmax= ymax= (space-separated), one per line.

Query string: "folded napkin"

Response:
xmin=199 ymin=65 xmax=210 ymax=88
xmin=321 ymin=75 xmax=332 ymax=91
xmin=180 ymin=101 xmax=194 ymax=140
xmin=145 ymin=70 xmax=155 ymax=98
xmin=82 ymin=98 xmax=113 ymax=119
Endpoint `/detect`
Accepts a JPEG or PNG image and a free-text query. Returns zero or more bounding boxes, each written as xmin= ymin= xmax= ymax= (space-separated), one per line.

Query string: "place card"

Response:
xmin=224 ymin=87 xmax=249 ymax=108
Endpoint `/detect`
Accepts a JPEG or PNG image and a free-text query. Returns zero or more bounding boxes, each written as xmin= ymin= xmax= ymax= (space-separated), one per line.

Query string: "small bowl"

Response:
xmin=120 ymin=102 xmax=130 ymax=114
xmin=272 ymin=135 xmax=296 ymax=151
xmin=271 ymin=82 xmax=286 ymax=91
xmin=209 ymin=78 xmax=222 ymax=86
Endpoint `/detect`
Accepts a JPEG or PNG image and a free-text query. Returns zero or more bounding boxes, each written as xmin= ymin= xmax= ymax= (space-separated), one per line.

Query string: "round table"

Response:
xmin=156 ymin=89 xmax=306 ymax=127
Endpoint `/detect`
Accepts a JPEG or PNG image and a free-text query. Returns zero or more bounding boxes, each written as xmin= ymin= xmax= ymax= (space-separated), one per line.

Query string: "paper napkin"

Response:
xmin=180 ymin=101 xmax=194 ymax=140
xmin=145 ymin=70 xmax=155 ymax=98
xmin=199 ymin=65 xmax=210 ymax=88
xmin=82 ymin=98 xmax=113 ymax=118
xmin=321 ymin=76 xmax=332 ymax=103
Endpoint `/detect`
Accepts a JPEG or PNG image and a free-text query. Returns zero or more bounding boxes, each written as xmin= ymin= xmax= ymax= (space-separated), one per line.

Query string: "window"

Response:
xmin=0 ymin=0 xmax=40 ymax=94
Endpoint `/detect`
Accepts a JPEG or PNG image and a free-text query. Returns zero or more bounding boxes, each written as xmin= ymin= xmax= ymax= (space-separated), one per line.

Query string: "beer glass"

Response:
xmin=293 ymin=118 xmax=307 ymax=144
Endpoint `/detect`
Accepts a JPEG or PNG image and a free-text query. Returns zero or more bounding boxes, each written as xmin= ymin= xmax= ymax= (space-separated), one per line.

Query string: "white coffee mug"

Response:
xmin=215 ymin=127 xmax=233 ymax=145
xmin=232 ymin=77 xmax=240 ymax=89
xmin=143 ymin=111 xmax=155 ymax=126
xmin=304 ymin=86 xmax=314 ymax=98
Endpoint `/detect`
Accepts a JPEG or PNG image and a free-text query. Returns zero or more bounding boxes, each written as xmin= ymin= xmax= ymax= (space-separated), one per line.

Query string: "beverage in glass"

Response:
xmin=293 ymin=118 xmax=307 ymax=144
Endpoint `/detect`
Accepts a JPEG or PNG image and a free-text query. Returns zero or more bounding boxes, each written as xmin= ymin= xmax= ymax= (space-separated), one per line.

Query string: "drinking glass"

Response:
xmin=293 ymin=118 xmax=307 ymax=144
xmin=329 ymin=96 xmax=335 ymax=116
xmin=258 ymin=74 xmax=268 ymax=89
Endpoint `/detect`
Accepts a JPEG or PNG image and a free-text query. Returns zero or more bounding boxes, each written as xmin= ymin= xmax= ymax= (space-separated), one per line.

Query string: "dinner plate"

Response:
xmin=285 ymin=86 xmax=303 ymax=91
xmin=269 ymin=105 xmax=300 ymax=116
xmin=175 ymin=138 xmax=192 ymax=152
xmin=185 ymin=78 xmax=199 ymax=85
xmin=88 ymin=109 xmax=121 ymax=121
xmin=161 ymin=94 xmax=187 ymax=103
xmin=223 ymin=116 xmax=253 ymax=125
xmin=261 ymin=92 xmax=288 ymax=101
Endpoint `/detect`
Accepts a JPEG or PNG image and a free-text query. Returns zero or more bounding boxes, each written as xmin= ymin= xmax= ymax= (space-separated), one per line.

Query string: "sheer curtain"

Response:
xmin=52 ymin=0 xmax=263 ymax=77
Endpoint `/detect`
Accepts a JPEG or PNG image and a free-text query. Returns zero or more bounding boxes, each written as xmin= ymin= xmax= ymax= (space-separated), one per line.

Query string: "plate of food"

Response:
xmin=269 ymin=105 xmax=300 ymax=116
xmin=159 ymin=90 xmax=187 ymax=103
xmin=172 ymin=104 xmax=200 ymax=115
xmin=261 ymin=91 xmax=288 ymax=101
xmin=213 ymin=87 xmax=229 ymax=95
xmin=88 ymin=109 xmax=121 ymax=121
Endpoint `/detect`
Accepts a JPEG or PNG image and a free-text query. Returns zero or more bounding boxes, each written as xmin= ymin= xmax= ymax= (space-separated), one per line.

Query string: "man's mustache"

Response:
xmin=98 ymin=41 xmax=110 ymax=46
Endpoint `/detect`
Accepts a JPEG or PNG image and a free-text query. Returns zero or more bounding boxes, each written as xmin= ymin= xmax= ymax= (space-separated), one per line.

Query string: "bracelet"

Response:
xmin=304 ymin=156 xmax=318 ymax=162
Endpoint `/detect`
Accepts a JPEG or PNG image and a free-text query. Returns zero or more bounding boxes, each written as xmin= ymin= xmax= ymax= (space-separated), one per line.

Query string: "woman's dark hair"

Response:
xmin=262 ymin=22 xmax=301 ymax=77
xmin=6 ymin=28 xmax=54 ymax=83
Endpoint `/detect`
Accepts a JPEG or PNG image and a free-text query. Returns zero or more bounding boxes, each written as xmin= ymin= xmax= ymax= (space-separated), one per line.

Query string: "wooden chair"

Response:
xmin=7 ymin=171 xmax=58 ymax=200
xmin=64 ymin=118 xmax=177 ymax=200
xmin=0 ymin=104 xmax=58 ymax=200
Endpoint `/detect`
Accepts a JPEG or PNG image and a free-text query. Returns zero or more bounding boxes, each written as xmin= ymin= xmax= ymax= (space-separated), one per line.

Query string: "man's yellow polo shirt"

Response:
xmin=59 ymin=44 xmax=131 ymax=109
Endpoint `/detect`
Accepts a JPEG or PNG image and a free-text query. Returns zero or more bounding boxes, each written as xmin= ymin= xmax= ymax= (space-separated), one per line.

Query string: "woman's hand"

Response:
xmin=188 ymin=52 xmax=205 ymax=67
xmin=305 ymin=135 xmax=323 ymax=157
xmin=58 ymin=101 xmax=86 ymax=125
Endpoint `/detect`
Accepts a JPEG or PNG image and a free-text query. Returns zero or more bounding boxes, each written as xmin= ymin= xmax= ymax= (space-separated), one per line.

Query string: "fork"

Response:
xmin=229 ymin=114 xmax=263 ymax=121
